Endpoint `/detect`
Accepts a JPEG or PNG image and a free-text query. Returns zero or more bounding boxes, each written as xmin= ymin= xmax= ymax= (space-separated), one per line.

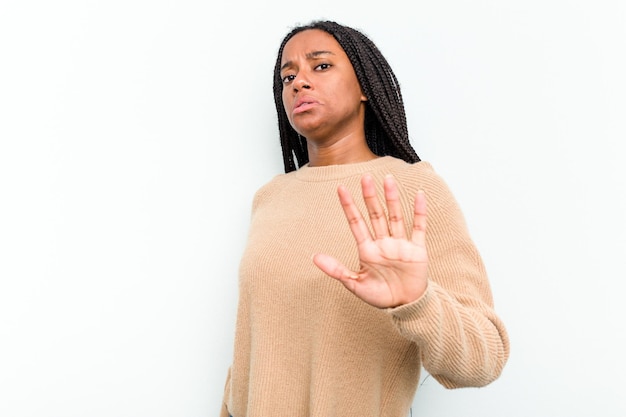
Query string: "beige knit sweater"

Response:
xmin=221 ymin=156 xmax=509 ymax=417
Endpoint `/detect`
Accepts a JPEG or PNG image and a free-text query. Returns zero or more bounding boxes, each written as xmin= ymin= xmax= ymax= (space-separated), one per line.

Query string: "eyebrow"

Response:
xmin=280 ymin=50 xmax=335 ymax=72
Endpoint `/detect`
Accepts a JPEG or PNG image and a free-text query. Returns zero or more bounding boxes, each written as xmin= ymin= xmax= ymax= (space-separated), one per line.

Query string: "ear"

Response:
xmin=361 ymin=94 xmax=368 ymax=102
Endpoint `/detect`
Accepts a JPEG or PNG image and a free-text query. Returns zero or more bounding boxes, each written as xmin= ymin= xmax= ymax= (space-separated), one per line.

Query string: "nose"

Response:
xmin=293 ymin=75 xmax=311 ymax=91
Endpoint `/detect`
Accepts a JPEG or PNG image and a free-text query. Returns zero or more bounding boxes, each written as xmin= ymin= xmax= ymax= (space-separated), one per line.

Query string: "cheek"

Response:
xmin=281 ymin=94 xmax=297 ymax=128
xmin=281 ymin=93 xmax=292 ymax=120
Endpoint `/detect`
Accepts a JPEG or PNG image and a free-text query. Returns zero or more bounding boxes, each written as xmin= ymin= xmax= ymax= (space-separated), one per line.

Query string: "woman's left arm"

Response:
xmin=313 ymin=172 xmax=509 ymax=387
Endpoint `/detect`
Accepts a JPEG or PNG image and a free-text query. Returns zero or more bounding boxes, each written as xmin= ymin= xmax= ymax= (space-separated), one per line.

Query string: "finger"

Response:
xmin=411 ymin=190 xmax=427 ymax=246
xmin=384 ymin=175 xmax=407 ymax=239
xmin=337 ymin=184 xmax=373 ymax=246
xmin=312 ymin=253 xmax=359 ymax=281
xmin=361 ymin=174 xmax=389 ymax=239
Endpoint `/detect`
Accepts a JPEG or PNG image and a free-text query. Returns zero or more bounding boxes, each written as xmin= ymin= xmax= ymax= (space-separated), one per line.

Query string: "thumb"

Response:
xmin=312 ymin=253 xmax=358 ymax=281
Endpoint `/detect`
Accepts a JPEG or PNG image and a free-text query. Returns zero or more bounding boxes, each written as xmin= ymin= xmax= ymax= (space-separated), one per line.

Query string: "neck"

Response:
xmin=306 ymin=134 xmax=378 ymax=167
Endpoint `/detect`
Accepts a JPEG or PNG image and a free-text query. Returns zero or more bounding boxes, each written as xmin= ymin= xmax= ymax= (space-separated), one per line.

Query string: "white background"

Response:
xmin=1 ymin=1 xmax=625 ymax=416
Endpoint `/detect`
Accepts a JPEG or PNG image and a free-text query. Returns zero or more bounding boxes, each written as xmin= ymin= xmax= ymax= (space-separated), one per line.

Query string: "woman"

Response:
xmin=221 ymin=20 xmax=509 ymax=417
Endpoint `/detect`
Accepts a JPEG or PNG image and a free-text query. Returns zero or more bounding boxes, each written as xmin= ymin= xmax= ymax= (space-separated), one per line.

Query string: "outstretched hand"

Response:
xmin=313 ymin=174 xmax=429 ymax=309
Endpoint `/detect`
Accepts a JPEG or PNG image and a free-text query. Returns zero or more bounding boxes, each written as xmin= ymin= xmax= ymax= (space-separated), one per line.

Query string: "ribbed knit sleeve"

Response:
xmin=388 ymin=162 xmax=510 ymax=388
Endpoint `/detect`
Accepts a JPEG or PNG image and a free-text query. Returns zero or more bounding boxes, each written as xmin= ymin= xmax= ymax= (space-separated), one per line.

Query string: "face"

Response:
xmin=279 ymin=29 xmax=367 ymax=143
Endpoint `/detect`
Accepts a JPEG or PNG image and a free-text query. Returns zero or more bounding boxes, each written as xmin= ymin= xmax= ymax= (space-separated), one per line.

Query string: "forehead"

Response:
xmin=281 ymin=29 xmax=346 ymax=65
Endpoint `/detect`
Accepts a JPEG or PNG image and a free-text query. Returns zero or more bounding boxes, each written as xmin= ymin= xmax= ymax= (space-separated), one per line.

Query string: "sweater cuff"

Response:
xmin=387 ymin=280 xmax=433 ymax=319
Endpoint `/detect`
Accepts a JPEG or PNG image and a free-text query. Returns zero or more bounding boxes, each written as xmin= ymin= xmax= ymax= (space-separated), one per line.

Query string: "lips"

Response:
xmin=293 ymin=96 xmax=318 ymax=114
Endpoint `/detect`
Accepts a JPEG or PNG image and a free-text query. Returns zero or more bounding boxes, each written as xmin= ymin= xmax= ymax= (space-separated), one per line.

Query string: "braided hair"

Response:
xmin=273 ymin=20 xmax=420 ymax=173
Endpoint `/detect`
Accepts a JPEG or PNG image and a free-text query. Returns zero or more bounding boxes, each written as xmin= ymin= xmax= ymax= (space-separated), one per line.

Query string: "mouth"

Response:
xmin=293 ymin=98 xmax=317 ymax=114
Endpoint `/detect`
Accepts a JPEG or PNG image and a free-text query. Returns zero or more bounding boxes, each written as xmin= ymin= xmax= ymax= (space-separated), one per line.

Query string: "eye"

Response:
xmin=282 ymin=74 xmax=296 ymax=84
xmin=315 ymin=63 xmax=331 ymax=71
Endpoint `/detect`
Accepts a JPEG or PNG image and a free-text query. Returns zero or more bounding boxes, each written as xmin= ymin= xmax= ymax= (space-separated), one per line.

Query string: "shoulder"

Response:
xmin=383 ymin=159 xmax=469 ymax=226
xmin=388 ymin=159 xmax=453 ymax=199
xmin=249 ymin=171 xmax=295 ymax=211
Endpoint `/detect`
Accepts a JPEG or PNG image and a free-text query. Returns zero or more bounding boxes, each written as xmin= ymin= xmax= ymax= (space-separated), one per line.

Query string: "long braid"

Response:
xmin=273 ymin=20 xmax=420 ymax=173
xmin=273 ymin=42 xmax=302 ymax=173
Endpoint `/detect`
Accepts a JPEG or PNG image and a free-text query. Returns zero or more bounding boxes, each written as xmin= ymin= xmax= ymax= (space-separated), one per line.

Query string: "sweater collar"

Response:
xmin=293 ymin=156 xmax=402 ymax=182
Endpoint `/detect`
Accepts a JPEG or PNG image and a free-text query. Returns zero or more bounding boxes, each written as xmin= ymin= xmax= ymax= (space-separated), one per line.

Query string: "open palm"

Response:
xmin=313 ymin=174 xmax=429 ymax=308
